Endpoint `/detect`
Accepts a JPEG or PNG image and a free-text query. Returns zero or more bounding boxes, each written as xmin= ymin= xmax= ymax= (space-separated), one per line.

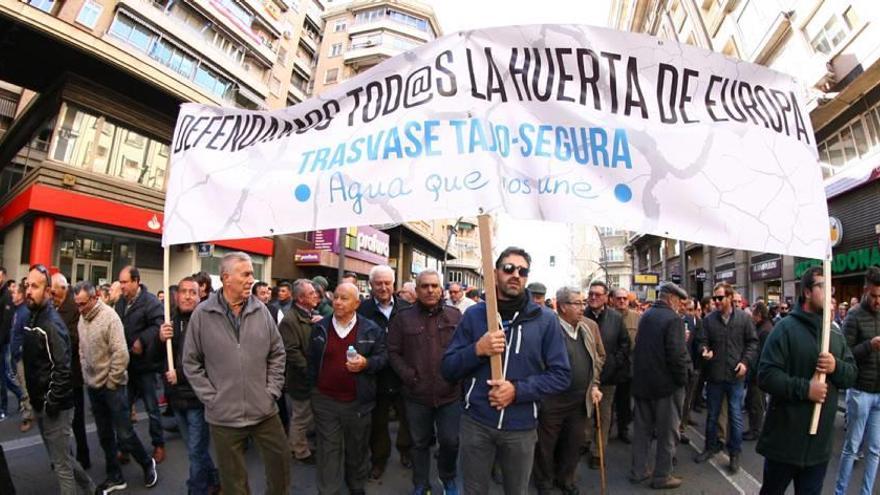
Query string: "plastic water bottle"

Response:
xmin=346 ymin=345 xmax=358 ymax=363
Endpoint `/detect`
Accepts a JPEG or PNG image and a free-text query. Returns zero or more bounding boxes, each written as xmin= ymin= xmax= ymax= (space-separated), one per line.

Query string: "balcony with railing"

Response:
xmin=116 ymin=0 xmax=271 ymax=100
xmin=349 ymin=6 xmax=434 ymax=41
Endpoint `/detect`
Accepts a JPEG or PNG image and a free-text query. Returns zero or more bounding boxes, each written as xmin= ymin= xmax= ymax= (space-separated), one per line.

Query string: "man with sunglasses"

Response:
xmin=694 ymin=282 xmax=758 ymax=474
xmin=584 ymin=280 xmax=631 ymax=467
xmin=22 ymin=265 xmax=96 ymax=494
xmin=442 ymin=246 xmax=570 ymax=494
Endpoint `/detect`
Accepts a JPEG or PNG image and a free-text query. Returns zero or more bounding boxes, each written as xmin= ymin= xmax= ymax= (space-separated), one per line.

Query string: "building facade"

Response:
xmin=0 ymin=0 xmax=327 ymax=286
xmin=614 ymin=0 xmax=880 ymax=304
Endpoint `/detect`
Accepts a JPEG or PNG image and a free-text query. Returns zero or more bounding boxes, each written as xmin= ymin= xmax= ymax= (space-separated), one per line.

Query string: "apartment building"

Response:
xmin=0 ymin=0 xmax=325 ymax=287
xmin=613 ymin=0 xmax=880 ymax=303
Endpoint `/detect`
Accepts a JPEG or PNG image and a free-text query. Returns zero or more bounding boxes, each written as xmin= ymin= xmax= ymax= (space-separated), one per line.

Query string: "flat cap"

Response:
xmin=658 ymin=281 xmax=688 ymax=299
xmin=311 ymin=276 xmax=329 ymax=289
xmin=526 ymin=282 xmax=547 ymax=295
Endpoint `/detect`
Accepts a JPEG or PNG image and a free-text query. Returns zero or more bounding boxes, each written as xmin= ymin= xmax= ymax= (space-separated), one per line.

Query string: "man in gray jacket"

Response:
xmin=183 ymin=252 xmax=289 ymax=494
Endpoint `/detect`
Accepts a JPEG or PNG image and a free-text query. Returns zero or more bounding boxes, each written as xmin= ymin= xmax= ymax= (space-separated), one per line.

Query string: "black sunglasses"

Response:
xmin=712 ymin=295 xmax=725 ymax=302
xmin=30 ymin=264 xmax=50 ymax=285
xmin=500 ymin=263 xmax=529 ymax=277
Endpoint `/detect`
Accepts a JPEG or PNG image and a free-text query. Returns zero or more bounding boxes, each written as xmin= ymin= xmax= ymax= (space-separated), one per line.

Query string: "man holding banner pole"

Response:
xmin=441 ymin=246 xmax=570 ymax=494
xmin=757 ymin=266 xmax=856 ymax=494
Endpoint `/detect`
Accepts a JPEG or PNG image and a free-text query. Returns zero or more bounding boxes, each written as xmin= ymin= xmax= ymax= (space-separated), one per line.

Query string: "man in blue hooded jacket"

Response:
xmin=442 ymin=246 xmax=570 ymax=494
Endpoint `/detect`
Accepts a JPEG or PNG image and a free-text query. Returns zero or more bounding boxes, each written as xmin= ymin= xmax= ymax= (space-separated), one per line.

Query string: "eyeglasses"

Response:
xmin=563 ymin=301 xmax=587 ymax=306
xmin=712 ymin=295 xmax=725 ymax=302
xmin=614 ymin=296 xmax=628 ymax=301
xmin=500 ymin=263 xmax=529 ymax=277
xmin=588 ymin=292 xmax=605 ymax=298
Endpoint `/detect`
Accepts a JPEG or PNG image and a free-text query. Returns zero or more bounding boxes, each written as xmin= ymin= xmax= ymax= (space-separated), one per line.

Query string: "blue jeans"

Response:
xmin=88 ymin=386 xmax=152 ymax=481
xmin=705 ymin=380 xmax=745 ymax=455
xmin=834 ymin=389 xmax=880 ymax=495
xmin=406 ymin=399 xmax=461 ymax=487
xmin=174 ymin=407 xmax=219 ymax=494
xmin=0 ymin=344 xmax=23 ymax=413
xmin=128 ymin=371 xmax=164 ymax=447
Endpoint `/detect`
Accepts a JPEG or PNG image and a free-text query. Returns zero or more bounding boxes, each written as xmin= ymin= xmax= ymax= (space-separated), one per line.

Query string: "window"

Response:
xmin=277 ymin=46 xmax=287 ymax=66
xmin=28 ymin=0 xmax=54 ymax=13
xmin=603 ymin=247 xmax=624 ymax=263
xmin=269 ymin=75 xmax=282 ymax=96
xmin=334 ymin=20 xmax=346 ymax=32
xmin=76 ymin=0 xmax=103 ymax=29
xmin=109 ymin=13 xmax=234 ymax=103
xmin=329 ymin=43 xmax=343 ymax=57
xmin=810 ymin=15 xmax=849 ymax=55
xmin=817 ymin=104 xmax=880 ymax=176
xmin=324 ymin=68 xmax=338 ymax=84
xmin=51 ymin=104 xmax=170 ymax=191
xmin=843 ymin=7 xmax=859 ymax=30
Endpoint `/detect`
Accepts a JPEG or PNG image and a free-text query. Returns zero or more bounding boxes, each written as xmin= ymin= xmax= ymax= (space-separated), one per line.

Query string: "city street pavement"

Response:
xmin=0 ymin=394 xmax=873 ymax=494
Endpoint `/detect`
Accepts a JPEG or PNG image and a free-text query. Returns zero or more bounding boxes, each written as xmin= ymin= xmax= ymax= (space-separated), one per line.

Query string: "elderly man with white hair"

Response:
xmin=308 ymin=282 xmax=387 ymax=495
xmin=51 ymin=272 xmax=91 ymax=469
xmin=357 ymin=264 xmax=414 ymax=479
xmin=183 ymin=251 xmax=289 ymax=494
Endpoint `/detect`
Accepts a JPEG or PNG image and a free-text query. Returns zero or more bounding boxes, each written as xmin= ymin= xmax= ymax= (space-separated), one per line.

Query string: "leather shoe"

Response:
xmin=693 ymin=449 xmax=717 ymax=463
xmin=629 ymin=474 xmax=649 ymax=484
xmin=651 ymin=476 xmax=683 ymax=489
xmin=370 ymin=464 xmax=385 ymax=480
xmin=729 ymin=453 xmax=741 ymax=474
xmin=19 ymin=419 xmax=32 ymax=433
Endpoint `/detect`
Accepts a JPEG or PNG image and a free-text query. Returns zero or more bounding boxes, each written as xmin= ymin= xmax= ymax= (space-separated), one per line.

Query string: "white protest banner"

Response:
xmin=164 ymin=24 xmax=829 ymax=258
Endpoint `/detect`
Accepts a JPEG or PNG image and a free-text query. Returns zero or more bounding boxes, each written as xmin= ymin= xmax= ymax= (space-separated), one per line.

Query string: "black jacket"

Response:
xmin=56 ymin=291 xmax=84 ymax=388
xmin=307 ymin=315 xmax=387 ymax=416
xmin=358 ymin=296 xmax=412 ymax=395
xmin=631 ymin=299 xmax=691 ymax=400
xmin=22 ymin=302 xmax=73 ymax=414
xmin=697 ymin=308 xmax=759 ymax=383
xmin=0 ymin=284 xmax=12 ymax=346
xmin=843 ymin=300 xmax=880 ymax=393
xmin=115 ymin=284 xmax=165 ymax=374
xmin=683 ymin=313 xmax=702 ymax=368
xmin=751 ymin=318 xmax=774 ymax=383
xmin=161 ymin=311 xmax=202 ymax=410
xmin=585 ymin=306 xmax=631 ymax=385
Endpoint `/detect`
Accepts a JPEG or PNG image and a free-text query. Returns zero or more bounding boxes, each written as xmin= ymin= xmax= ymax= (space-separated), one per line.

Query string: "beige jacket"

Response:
xmin=78 ymin=300 xmax=129 ymax=389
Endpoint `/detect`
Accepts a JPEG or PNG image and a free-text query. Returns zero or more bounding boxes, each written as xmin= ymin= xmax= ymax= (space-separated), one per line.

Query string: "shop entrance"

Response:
xmin=72 ymin=259 xmax=112 ymax=286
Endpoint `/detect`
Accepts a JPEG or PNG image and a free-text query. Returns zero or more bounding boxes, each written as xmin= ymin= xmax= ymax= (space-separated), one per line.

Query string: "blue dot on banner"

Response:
xmin=294 ymin=184 xmax=311 ymax=202
xmin=614 ymin=184 xmax=632 ymax=203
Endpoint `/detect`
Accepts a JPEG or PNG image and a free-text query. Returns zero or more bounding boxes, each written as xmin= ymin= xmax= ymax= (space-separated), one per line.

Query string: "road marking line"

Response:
xmin=686 ymin=425 xmax=762 ymax=493
xmin=1 ymin=412 xmax=149 ymax=453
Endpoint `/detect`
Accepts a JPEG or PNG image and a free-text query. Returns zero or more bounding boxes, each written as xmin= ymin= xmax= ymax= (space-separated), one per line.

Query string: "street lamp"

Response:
xmin=442 ymin=217 xmax=463 ymax=286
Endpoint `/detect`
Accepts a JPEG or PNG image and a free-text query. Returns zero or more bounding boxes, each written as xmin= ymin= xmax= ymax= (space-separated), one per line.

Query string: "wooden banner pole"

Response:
xmin=809 ymin=257 xmax=832 ymax=435
xmin=164 ymin=246 xmax=174 ymax=373
xmin=478 ymin=214 xmax=503 ymax=381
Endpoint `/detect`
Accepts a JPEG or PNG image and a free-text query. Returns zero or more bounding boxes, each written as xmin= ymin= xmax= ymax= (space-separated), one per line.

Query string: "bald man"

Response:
xmin=308 ymin=283 xmax=388 ymax=495
xmin=52 ymin=273 xmax=91 ymax=469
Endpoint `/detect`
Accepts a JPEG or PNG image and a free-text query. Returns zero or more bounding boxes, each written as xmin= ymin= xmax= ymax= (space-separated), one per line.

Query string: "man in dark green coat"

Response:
xmin=757 ymin=266 xmax=857 ymax=495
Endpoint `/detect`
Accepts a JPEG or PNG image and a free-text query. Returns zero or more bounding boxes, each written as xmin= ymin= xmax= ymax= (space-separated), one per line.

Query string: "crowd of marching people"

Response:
xmin=0 ymin=249 xmax=878 ymax=495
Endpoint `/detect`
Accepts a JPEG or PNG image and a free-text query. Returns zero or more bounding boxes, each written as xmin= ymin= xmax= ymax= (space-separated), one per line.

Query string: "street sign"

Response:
xmin=197 ymin=243 xmax=213 ymax=258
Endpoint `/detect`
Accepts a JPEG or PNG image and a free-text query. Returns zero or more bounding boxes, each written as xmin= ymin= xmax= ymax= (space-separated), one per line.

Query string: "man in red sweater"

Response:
xmin=307 ymin=283 xmax=387 ymax=495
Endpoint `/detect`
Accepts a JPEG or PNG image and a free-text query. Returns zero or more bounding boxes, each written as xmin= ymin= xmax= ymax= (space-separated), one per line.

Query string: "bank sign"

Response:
xmin=313 ymin=226 xmax=390 ymax=265
xmin=795 ymin=247 xmax=880 ymax=278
